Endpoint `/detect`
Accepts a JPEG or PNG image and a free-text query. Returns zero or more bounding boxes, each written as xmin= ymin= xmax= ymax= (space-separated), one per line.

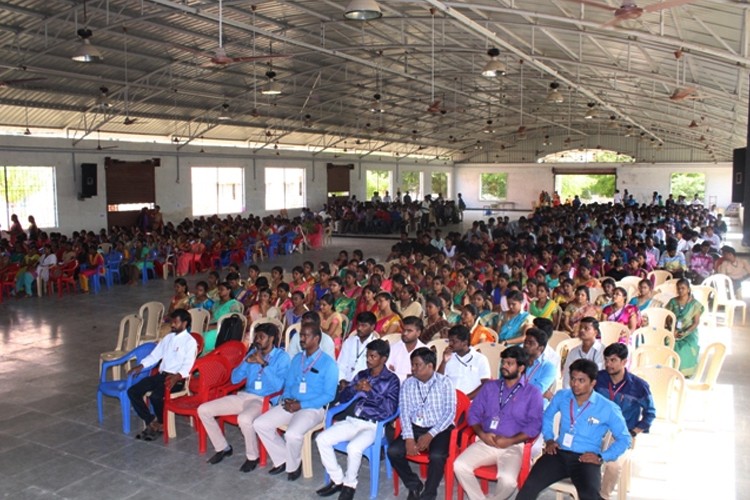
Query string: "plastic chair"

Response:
xmin=641 ymin=307 xmax=676 ymax=333
xmin=587 ymin=287 xmax=605 ymax=305
xmin=392 ymin=390 xmax=471 ymax=500
xmin=89 ymin=264 xmax=107 ymax=294
xmin=702 ymin=274 xmax=747 ymax=326
xmin=275 ymin=420 xmax=325 ymax=479
xmin=96 ymin=342 xmax=158 ymax=434
xmin=163 ymin=355 xmax=232 ymax=452
xmin=98 ymin=242 xmax=112 ymax=255
xmin=0 ymin=263 xmax=20 ymax=302
xmin=247 ymin=317 xmax=284 ymax=345
xmin=324 ymin=396 xmax=400 ymax=499
xmin=618 ymin=276 xmax=643 ymax=289
xmin=689 ymin=342 xmax=727 ymax=392
xmin=161 ymin=247 xmax=177 ymax=280
xmin=547 ymin=331 xmax=571 ymax=351
xmin=141 ymin=249 xmax=159 ymax=284
xmin=555 ymin=338 xmax=582 ymax=371
xmin=456 ymin=437 xmax=536 ymax=500
xmin=632 ymin=364 xmax=686 ymax=430
xmin=213 ymin=313 xmax=249 ymax=347
xmin=427 ymin=338 xmax=450 ymax=363
xmin=48 ymin=260 xmax=78 ymax=297
xmin=379 ymin=333 xmax=402 ymax=345
xmin=138 ymin=301 xmax=166 ymax=344
xmin=105 ymin=252 xmax=123 ymax=287
xmin=217 ymin=389 xmax=283 ymax=467
xmin=473 ymin=341 xmax=506 ymax=380
xmin=284 ymin=322 xmax=302 ymax=350
xmin=188 ymin=308 xmax=211 ymax=334
xmin=632 ymin=327 xmax=675 ymax=350
xmin=100 ymin=314 xmax=144 ymax=381
xmin=648 ymin=270 xmax=673 ymax=287
xmin=690 ymin=285 xmax=716 ymax=327
xmin=598 ymin=321 xmax=628 ymax=347
xmin=631 ymin=345 xmax=681 ymax=370
xmin=266 ymin=234 xmax=282 ymax=260
xmin=650 ymin=292 xmax=676 ymax=308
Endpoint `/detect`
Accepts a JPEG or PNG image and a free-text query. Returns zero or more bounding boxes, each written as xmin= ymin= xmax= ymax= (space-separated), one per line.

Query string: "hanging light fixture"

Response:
xmin=72 ymin=28 xmax=103 ymax=62
xmin=481 ymin=48 xmax=506 ymax=77
xmin=218 ymin=103 xmax=231 ymax=120
xmin=584 ymin=102 xmax=597 ymax=119
xmin=546 ymin=81 xmax=564 ymax=103
xmin=261 ymin=70 xmax=282 ymax=95
xmin=608 ymin=115 xmax=618 ymax=129
xmin=344 ymin=0 xmax=383 ymax=20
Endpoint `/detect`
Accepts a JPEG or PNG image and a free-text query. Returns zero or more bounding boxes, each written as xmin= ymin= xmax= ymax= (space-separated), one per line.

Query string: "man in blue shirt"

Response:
xmin=255 ymin=322 xmax=338 ymax=481
xmin=315 ymin=339 xmax=400 ymax=500
xmin=517 ymin=359 xmax=631 ymax=500
xmin=522 ymin=328 xmax=557 ymax=403
xmin=197 ymin=322 xmax=290 ymax=472
xmin=595 ymin=343 xmax=655 ymax=500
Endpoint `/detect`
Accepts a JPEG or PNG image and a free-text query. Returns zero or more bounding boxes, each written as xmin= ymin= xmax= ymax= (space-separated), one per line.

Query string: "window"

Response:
xmin=266 ymin=167 xmax=305 ymax=211
xmin=479 ymin=173 xmax=508 ymax=201
xmin=430 ymin=172 xmax=450 ymax=199
xmin=191 ymin=167 xmax=244 ymax=216
xmin=670 ymin=173 xmax=706 ymax=200
xmin=401 ymin=171 xmax=421 ymax=201
xmin=555 ymin=174 xmax=615 ymax=202
xmin=0 ymin=166 xmax=57 ymax=228
xmin=366 ymin=170 xmax=392 ymax=201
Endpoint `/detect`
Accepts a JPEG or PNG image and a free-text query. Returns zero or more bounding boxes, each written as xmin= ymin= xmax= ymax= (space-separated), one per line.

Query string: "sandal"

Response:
xmin=142 ymin=427 xmax=163 ymax=441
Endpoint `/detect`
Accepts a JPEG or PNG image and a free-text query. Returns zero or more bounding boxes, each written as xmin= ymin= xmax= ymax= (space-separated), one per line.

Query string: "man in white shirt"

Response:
xmin=337 ymin=312 xmax=379 ymax=384
xmin=562 ymin=316 xmax=604 ymax=389
xmin=387 ymin=316 xmax=426 ymax=382
xmin=438 ymin=325 xmax=491 ymax=399
xmin=127 ymin=309 xmax=197 ymax=440
xmin=288 ymin=311 xmax=336 ymax=359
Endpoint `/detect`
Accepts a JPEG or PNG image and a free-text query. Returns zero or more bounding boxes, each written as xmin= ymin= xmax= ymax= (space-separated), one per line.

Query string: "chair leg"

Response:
xmin=120 ymin=396 xmax=131 ymax=434
xmin=369 ymin=452 xmax=380 ymax=500
xmin=302 ymin=430 xmax=313 ymax=479
xmin=97 ymin=392 xmax=104 ymax=424
xmin=167 ymin=410 xmax=177 ymax=439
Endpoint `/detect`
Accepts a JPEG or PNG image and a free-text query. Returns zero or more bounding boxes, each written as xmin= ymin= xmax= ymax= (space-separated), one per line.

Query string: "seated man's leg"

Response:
xmin=283 ymin=407 xmax=326 ymax=473
xmin=341 ymin=420 xmax=377 ymax=488
xmin=454 ymin=441 xmax=503 ymax=500
xmin=568 ymin=454 xmax=602 ymax=500
xmin=600 ymin=454 xmax=625 ymax=500
xmin=127 ymin=374 xmax=166 ymax=429
xmin=516 ymin=453 xmax=569 ymax=500
xmin=235 ymin=394 xmax=264 ymax=460
xmin=197 ymin=393 xmax=246 ymax=454
xmin=254 ymin=405 xmax=294 ymax=468
xmin=387 ymin=433 xmax=421 ymax=493
xmin=422 ymin=426 xmax=453 ymax=500
xmin=315 ymin=419 xmax=369 ymax=487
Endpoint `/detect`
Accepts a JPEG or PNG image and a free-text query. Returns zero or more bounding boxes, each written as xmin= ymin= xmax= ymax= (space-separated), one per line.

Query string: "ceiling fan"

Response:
xmin=670 ymin=87 xmax=703 ymax=101
xmin=566 ymin=0 xmax=697 ymax=28
xmin=0 ymin=77 xmax=45 ymax=89
xmin=174 ymin=1 xmax=289 ymax=67
xmin=95 ymin=131 xmax=118 ymax=150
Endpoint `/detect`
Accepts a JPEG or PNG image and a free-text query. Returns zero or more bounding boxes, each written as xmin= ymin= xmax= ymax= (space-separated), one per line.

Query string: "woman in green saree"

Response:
xmin=665 ymin=278 xmax=703 ymax=376
xmin=202 ymin=282 xmax=244 ymax=354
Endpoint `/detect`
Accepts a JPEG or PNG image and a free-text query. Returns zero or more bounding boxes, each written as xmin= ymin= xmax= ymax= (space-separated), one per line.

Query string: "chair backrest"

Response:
xmin=187 ymin=355 xmax=231 ymax=398
xmin=632 ymin=326 xmax=675 ymax=349
xmin=690 ymin=285 xmax=715 ymax=313
xmin=98 ymin=242 xmax=112 ymax=255
xmin=547 ymin=331 xmax=571 ymax=351
xmin=188 ymin=308 xmax=211 ymax=334
xmin=703 ymin=273 xmax=738 ymax=304
xmin=618 ymin=276 xmax=643 ymax=289
xmin=641 ymin=307 xmax=676 ymax=333
xmin=379 ymin=333 xmax=402 ymax=345
xmin=247 ymin=317 xmax=283 ymax=345
xmin=473 ymin=341 xmax=506 ymax=379
xmin=632 ymin=365 xmax=685 ymax=425
xmin=598 ymin=321 xmax=627 ymax=347
xmin=138 ymin=301 xmax=165 ymax=341
xmin=210 ymin=340 xmax=248 ymax=369
xmin=650 ymin=292 xmax=676 ymax=308
xmin=654 ymin=280 xmax=678 ymax=297
xmin=691 ymin=342 xmax=727 ymax=389
xmin=588 ymin=287 xmax=605 ymax=304
xmin=215 ymin=313 xmax=249 ymax=346
xmin=454 ymin=390 xmax=472 ymax=430
xmin=284 ymin=322 xmax=302 ymax=351
xmin=427 ymin=338 xmax=450 ymax=364
xmin=190 ymin=332 xmax=205 ymax=356
xmin=555 ymin=338 xmax=582 ymax=371
xmin=648 ymin=270 xmax=673 ymax=287
xmin=632 ymin=345 xmax=681 ymax=371
xmin=118 ymin=313 xmax=144 ymax=352
xmin=340 ymin=315 xmax=351 ymax=337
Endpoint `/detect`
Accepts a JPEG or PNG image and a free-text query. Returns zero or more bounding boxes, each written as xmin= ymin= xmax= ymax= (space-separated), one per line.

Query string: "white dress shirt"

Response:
xmin=387 ymin=339 xmax=426 ymax=382
xmin=288 ymin=331 xmax=336 ymax=359
xmin=140 ymin=329 xmax=198 ymax=378
xmin=443 ymin=347 xmax=491 ymax=395
xmin=337 ymin=332 xmax=378 ymax=382
xmin=562 ymin=340 xmax=605 ymax=389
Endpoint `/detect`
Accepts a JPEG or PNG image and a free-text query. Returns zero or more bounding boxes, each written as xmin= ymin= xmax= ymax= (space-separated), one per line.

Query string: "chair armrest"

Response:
xmin=262 ymin=390 xmax=284 ymax=412
xmin=324 ymin=394 xmax=363 ymax=428
xmin=373 ymin=409 xmax=400 ymax=441
xmin=459 ymin=426 xmax=477 ymax=451
xmin=217 ymin=381 xmax=246 ymax=397
xmin=518 ymin=436 xmax=539 ymax=489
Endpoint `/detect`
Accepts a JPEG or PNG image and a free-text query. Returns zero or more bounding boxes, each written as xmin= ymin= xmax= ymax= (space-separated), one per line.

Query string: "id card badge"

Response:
xmin=676 ymin=320 xmax=683 ymax=330
xmin=254 ymin=380 xmax=263 ymax=390
xmin=562 ymin=433 xmax=574 ymax=448
xmin=354 ymin=406 xmax=362 ymax=417
xmin=414 ymin=414 xmax=425 ymax=427
xmin=299 ymin=381 xmax=307 ymax=394
xmin=489 ymin=418 xmax=499 ymax=430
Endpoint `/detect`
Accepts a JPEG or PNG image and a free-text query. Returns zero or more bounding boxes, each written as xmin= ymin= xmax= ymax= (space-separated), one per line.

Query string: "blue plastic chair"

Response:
xmin=141 ymin=249 xmax=159 ymax=284
xmin=96 ymin=342 xmax=158 ymax=434
xmin=243 ymin=239 xmax=257 ymax=266
xmin=90 ymin=265 xmax=106 ymax=294
xmin=323 ymin=395 xmax=400 ymax=499
xmin=281 ymin=231 xmax=297 ymax=255
xmin=105 ymin=252 xmax=123 ymax=287
xmin=266 ymin=234 xmax=282 ymax=259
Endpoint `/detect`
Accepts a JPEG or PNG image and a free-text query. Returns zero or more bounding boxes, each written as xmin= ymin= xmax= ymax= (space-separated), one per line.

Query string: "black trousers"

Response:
xmin=387 ymin=424 xmax=453 ymax=500
xmin=517 ymin=450 xmax=602 ymax=500
xmin=127 ymin=373 xmax=183 ymax=426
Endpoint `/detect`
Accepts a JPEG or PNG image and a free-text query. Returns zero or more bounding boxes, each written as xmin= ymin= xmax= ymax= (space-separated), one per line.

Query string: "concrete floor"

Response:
xmin=0 ymin=230 xmax=747 ymax=499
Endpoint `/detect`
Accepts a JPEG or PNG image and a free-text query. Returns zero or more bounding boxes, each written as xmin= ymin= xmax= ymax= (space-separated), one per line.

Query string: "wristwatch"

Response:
xmin=597 ymin=454 xmax=603 ymax=464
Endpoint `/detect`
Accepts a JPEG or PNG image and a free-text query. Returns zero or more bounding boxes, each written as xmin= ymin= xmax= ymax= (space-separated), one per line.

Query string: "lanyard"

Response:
xmin=454 ymin=352 xmax=474 ymax=368
xmin=569 ymin=399 xmax=592 ymax=430
xmin=498 ymin=382 xmax=523 ymax=412
xmin=301 ymin=350 xmax=323 ymax=377
xmin=524 ymin=359 xmax=542 ymax=382
xmin=608 ymin=379 xmax=627 ymax=401
xmin=355 ymin=336 xmax=371 ymax=361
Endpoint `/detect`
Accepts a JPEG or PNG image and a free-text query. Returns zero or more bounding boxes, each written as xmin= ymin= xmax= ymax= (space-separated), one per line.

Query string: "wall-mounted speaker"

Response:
xmin=81 ymin=163 xmax=97 ymax=198
xmin=733 ymin=148 xmax=746 ymax=204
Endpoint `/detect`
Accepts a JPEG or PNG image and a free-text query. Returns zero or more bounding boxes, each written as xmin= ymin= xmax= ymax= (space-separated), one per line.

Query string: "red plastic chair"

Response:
xmin=456 ymin=435 xmax=538 ymax=500
xmin=162 ymin=355 xmax=231 ymax=452
xmin=205 ymin=340 xmax=247 ymax=395
xmin=191 ymin=332 xmax=205 ymax=356
xmin=393 ymin=390 xmax=471 ymax=500
xmin=217 ymin=389 xmax=283 ymax=467
xmin=48 ymin=259 xmax=78 ymax=297
xmin=0 ymin=263 xmax=21 ymax=302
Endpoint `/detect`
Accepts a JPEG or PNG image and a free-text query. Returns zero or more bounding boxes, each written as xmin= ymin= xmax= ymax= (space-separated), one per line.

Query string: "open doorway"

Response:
xmin=553 ymin=171 xmax=616 ymax=204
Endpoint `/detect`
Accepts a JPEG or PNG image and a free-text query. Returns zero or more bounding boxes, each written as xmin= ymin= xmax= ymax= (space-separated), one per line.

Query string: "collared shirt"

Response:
xmin=468 ymin=378 xmax=543 ymax=438
xmin=388 ymin=339 xmax=427 ymax=382
xmin=140 ymin=329 xmax=197 ymax=379
xmin=288 ymin=331 xmax=336 ymax=359
xmin=525 ymin=354 xmax=557 ymax=396
xmin=543 ymin=389 xmax=631 ymax=462
xmin=231 ymin=347 xmax=290 ymax=397
xmin=562 ymin=341 xmax=605 ymax=389
xmin=337 ymin=333 xmax=379 ymax=382
xmin=689 ymin=252 xmax=714 ymax=278
xmin=338 ymin=367 xmax=400 ymax=422
xmin=443 ymin=347 xmax=491 ymax=395
xmin=283 ymin=348 xmax=338 ymax=410
xmin=542 ymin=345 xmax=561 ymax=371
xmin=400 ymin=371 xmax=456 ymax=438
xmin=658 ymin=252 xmax=686 ymax=272
xmin=595 ymin=370 xmax=656 ymax=433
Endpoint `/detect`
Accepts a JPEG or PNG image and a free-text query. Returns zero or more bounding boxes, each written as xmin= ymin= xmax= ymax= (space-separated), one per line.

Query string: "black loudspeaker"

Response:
xmin=733 ymin=148 xmax=746 ymax=203
xmin=81 ymin=163 xmax=97 ymax=198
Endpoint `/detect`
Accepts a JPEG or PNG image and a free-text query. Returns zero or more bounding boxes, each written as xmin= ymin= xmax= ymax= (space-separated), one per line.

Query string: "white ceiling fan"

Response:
xmin=566 ymin=0 xmax=697 ymax=28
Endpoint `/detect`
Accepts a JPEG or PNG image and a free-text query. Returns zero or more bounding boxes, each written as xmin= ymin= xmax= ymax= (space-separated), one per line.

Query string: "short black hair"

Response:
xmin=410 ymin=346 xmax=437 ymax=368
xmin=569 ymin=359 xmax=599 ymax=381
xmin=603 ymin=342 xmax=628 ymax=360
xmin=580 ymin=316 xmax=600 ymax=334
xmin=501 ymin=345 xmax=530 ymax=369
xmin=532 ymin=317 xmax=554 ymax=336
xmin=356 ymin=311 xmax=377 ymax=326
xmin=402 ymin=315 xmax=424 ymax=332
xmin=170 ymin=308 xmax=191 ymax=330
xmin=367 ymin=339 xmax=390 ymax=359
xmin=301 ymin=311 xmax=321 ymax=326
xmin=447 ymin=324 xmax=470 ymax=343
xmin=255 ymin=322 xmax=279 ymax=340
xmin=525 ymin=327 xmax=548 ymax=349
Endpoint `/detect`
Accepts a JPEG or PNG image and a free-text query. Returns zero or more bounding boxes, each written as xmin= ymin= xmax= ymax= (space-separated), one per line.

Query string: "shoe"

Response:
xmin=406 ymin=482 xmax=423 ymax=500
xmin=268 ymin=463 xmax=286 ymax=475
xmin=207 ymin=446 xmax=233 ymax=464
xmin=287 ymin=465 xmax=303 ymax=481
xmin=316 ymin=482 xmax=343 ymax=497
xmin=338 ymin=486 xmax=355 ymax=500
xmin=239 ymin=459 xmax=258 ymax=473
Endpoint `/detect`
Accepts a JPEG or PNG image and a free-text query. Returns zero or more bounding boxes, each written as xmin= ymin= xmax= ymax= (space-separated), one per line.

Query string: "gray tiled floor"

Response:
xmin=0 ymin=232 xmax=747 ymax=499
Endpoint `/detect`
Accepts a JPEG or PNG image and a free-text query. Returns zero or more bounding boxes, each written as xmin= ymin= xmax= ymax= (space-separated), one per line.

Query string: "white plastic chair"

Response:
xmin=702 ymin=274 xmax=746 ymax=326
xmin=137 ymin=301 xmax=165 ymax=344
xmin=641 ymin=307 xmax=676 ymax=334
xmin=278 ymin=420 xmax=325 ymax=479
xmin=588 ymin=287 xmax=605 ymax=305
xmin=427 ymin=338 xmax=450 ymax=364
xmin=631 ymin=345 xmax=681 ymax=371
xmin=689 ymin=342 xmax=727 ymax=392
xmin=650 ymin=292 xmax=676 ymax=308
xmin=188 ymin=308 xmax=211 ymax=334
xmin=632 ymin=364 xmax=686 ymax=430
xmin=598 ymin=321 xmax=628 ymax=347
xmin=99 ymin=314 xmax=143 ymax=380
xmin=690 ymin=285 xmax=716 ymax=327
xmin=474 ymin=341 xmax=506 ymax=380
xmin=648 ymin=270 xmax=673 ymax=287
xmin=247 ymin=317 xmax=283 ymax=345
xmin=547 ymin=331 xmax=571 ymax=351
xmin=555 ymin=338 xmax=582 ymax=371
xmin=284 ymin=322 xmax=302 ymax=351
xmin=632 ymin=326 xmax=675 ymax=350
xmin=379 ymin=333 xmax=403 ymax=345
xmin=618 ymin=276 xmax=643 ymax=289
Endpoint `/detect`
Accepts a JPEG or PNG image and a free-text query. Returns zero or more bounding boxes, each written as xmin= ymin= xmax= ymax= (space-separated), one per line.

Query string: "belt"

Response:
xmin=352 ymin=415 xmax=378 ymax=424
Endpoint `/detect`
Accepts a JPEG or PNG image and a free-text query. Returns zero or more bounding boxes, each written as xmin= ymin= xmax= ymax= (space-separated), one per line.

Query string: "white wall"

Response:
xmin=455 ymin=162 xmax=732 ymax=211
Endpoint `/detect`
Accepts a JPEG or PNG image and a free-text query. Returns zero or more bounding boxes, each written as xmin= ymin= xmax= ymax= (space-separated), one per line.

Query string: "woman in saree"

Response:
xmin=202 ymin=282 xmax=244 ymax=354
xmin=628 ymin=278 xmax=654 ymax=312
xmin=188 ymin=280 xmax=214 ymax=311
xmin=78 ymin=246 xmax=104 ymax=293
xmin=602 ymin=287 xmax=642 ymax=343
xmin=290 ymin=265 xmax=313 ymax=306
xmin=396 ymin=284 xmax=423 ymax=318
xmin=329 ymin=277 xmax=356 ymax=322
xmin=665 ymin=278 xmax=703 ymax=376
xmin=462 ymin=304 xmax=498 ymax=345
xmin=159 ymin=278 xmax=192 ymax=336
xmin=528 ymin=283 xmax=561 ymax=329
xmin=563 ymin=286 xmax=601 ymax=337
xmin=552 ymin=278 xmax=576 ymax=311
xmin=319 ymin=293 xmax=346 ymax=349
xmin=247 ymin=287 xmax=280 ymax=323
xmin=421 ymin=296 xmax=451 ymax=342
xmin=374 ymin=292 xmax=404 ymax=335
xmin=451 ymin=269 xmax=470 ymax=309
xmin=352 ymin=284 xmax=379 ymax=331
xmin=497 ymin=290 xmax=532 ymax=345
